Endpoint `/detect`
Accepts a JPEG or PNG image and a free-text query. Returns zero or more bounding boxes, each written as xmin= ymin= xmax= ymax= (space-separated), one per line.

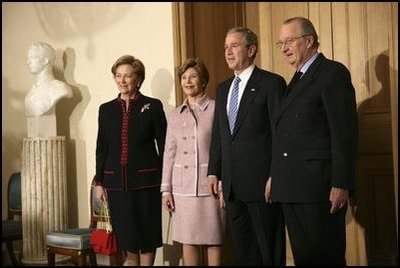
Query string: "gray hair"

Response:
xmin=283 ymin=17 xmax=320 ymax=48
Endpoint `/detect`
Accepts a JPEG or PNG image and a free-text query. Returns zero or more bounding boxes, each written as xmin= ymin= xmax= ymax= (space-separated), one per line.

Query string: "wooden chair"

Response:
xmin=46 ymin=179 xmax=100 ymax=266
xmin=2 ymin=172 xmax=22 ymax=266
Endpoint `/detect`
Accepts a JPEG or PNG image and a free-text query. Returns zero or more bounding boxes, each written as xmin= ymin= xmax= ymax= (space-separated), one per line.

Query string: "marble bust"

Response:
xmin=25 ymin=42 xmax=72 ymax=137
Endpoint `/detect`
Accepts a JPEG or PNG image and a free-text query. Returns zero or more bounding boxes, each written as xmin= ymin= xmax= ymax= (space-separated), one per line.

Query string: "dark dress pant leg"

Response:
xmin=247 ymin=202 xmax=286 ymax=266
xmin=282 ymin=202 xmax=347 ymax=266
xmin=226 ymin=199 xmax=262 ymax=265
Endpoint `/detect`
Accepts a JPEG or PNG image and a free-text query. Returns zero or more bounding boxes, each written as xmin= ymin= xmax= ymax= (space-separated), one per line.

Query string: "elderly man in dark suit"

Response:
xmin=268 ymin=17 xmax=358 ymax=265
xmin=207 ymin=27 xmax=286 ymax=266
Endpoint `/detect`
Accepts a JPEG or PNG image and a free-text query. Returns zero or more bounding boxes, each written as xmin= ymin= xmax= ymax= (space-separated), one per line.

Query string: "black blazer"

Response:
xmin=271 ymin=53 xmax=358 ymax=203
xmin=94 ymin=94 xmax=167 ymax=190
xmin=208 ymin=66 xmax=286 ymax=201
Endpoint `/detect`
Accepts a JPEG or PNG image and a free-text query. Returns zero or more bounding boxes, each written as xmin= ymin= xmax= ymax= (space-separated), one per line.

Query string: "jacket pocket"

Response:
xmin=132 ymin=167 xmax=160 ymax=188
xmin=172 ymin=164 xmax=182 ymax=186
xmin=137 ymin=167 xmax=157 ymax=173
xmin=199 ymin=164 xmax=209 ymax=186
xmin=103 ymin=170 xmax=115 ymax=179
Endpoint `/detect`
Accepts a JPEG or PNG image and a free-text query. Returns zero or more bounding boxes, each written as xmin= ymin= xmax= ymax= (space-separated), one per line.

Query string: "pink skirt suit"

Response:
xmin=161 ymin=95 xmax=225 ymax=245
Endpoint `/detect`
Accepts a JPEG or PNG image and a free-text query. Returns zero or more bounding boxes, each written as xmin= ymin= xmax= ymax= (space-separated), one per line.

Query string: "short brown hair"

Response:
xmin=178 ymin=58 xmax=209 ymax=88
xmin=111 ymin=55 xmax=145 ymax=89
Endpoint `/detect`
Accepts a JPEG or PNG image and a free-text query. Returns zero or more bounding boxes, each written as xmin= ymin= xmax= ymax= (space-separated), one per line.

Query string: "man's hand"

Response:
xmin=207 ymin=175 xmax=219 ymax=199
xmin=329 ymin=187 xmax=349 ymax=214
xmin=218 ymin=191 xmax=226 ymax=209
xmin=265 ymin=177 xmax=272 ymax=203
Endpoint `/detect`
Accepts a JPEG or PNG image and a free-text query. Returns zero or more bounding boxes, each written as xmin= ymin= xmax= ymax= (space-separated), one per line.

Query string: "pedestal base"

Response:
xmin=21 ymin=136 xmax=68 ymax=265
xmin=21 ymin=255 xmax=70 ymax=265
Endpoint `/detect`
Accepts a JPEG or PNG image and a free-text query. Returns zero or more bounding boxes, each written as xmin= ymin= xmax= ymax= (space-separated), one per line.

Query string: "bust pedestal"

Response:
xmin=21 ymin=136 xmax=69 ymax=265
xmin=26 ymin=114 xmax=57 ymax=138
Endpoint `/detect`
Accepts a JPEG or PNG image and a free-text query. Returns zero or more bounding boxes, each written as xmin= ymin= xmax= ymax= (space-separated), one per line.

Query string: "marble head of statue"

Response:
xmin=25 ymin=42 xmax=72 ymax=137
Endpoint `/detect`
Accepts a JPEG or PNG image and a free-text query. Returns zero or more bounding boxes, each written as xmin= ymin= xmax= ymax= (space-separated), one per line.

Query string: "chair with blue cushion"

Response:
xmin=46 ymin=179 xmax=100 ymax=266
xmin=2 ymin=172 xmax=22 ymax=266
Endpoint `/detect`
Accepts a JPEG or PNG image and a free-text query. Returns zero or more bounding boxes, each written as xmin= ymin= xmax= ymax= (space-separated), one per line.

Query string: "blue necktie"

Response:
xmin=228 ymin=76 xmax=241 ymax=134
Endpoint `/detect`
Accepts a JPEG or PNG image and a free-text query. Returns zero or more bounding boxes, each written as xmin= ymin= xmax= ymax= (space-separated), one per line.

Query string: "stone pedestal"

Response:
xmin=21 ymin=137 xmax=68 ymax=265
xmin=26 ymin=114 xmax=57 ymax=138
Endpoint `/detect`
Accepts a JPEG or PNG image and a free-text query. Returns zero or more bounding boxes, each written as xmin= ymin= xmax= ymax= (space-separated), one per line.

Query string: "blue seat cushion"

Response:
xmin=2 ymin=220 xmax=22 ymax=239
xmin=46 ymin=228 xmax=94 ymax=250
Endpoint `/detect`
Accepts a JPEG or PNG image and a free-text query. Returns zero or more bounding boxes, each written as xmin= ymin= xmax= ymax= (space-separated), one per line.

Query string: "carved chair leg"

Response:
xmin=47 ymin=246 xmax=56 ymax=266
xmin=89 ymin=252 xmax=97 ymax=266
xmin=76 ymin=252 xmax=87 ymax=266
xmin=6 ymin=241 xmax=19 ymax=266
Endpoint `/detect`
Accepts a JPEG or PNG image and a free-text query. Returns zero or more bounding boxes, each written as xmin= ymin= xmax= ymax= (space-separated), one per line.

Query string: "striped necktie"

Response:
xmin=228 ymin=76 xmax=241 ymax=134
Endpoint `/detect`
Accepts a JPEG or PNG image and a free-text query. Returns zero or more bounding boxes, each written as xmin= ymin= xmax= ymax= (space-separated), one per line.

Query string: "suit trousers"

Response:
xmin=282 ymin=202 xmax=347 ymax=266
xmin=226 ymin=199 xmax=285 ymax=265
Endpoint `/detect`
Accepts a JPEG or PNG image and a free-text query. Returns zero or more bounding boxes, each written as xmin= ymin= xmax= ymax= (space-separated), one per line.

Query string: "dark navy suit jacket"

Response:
xmin=208 ymin=66 xmax=286 ymax=201
xmin=271 ymin=53 xmax=358 ymax=202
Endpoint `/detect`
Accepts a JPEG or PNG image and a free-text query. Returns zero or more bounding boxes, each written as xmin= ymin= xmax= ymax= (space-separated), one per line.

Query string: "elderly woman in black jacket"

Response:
xmin=94 ymin=55 xmax=167 ymax=266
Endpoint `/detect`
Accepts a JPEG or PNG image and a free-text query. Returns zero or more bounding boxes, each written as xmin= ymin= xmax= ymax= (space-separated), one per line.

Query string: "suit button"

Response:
xmin=182 ymin=137 xmax=187 ymax=140
xmin=184 ymin=165 xmax=188 ymax=169
xmin=183 ymin=151 xmax=188 ymax=154
xmin=284 ymin=133 xmax=289 ymax=138
xmin=283 ymin=152 xmax=288 ymax=157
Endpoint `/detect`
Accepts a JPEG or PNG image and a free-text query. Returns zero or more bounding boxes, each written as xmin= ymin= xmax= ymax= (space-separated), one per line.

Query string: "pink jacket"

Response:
xmin=161 ymin=95 xmax=217 ymax=196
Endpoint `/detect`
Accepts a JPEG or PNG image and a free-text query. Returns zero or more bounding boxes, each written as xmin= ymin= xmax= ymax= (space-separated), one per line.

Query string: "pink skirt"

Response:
xmin=171 ymin=194 xmax=226 ymax=245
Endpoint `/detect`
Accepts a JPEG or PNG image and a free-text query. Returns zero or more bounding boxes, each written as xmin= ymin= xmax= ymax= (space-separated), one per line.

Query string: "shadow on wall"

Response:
xmin=34 ymin=3 xmax=131 ymax=60
xmin=54 ymin=47 xmax=91 ymax=228
xmin=351 ymin=50 xmax=397 ymax=265
xmin=150 ymin=68 xmax=175 ymax=114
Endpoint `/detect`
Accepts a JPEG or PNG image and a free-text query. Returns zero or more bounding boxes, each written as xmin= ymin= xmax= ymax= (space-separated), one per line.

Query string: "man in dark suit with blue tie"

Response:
xmin=207 ymin=27 xmax=286 ymax=266
xmin=268 ymin=17 xmax=358 ymax=265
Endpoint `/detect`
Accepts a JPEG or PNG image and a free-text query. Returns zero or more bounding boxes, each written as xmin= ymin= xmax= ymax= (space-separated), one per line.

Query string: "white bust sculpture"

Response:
xmin=25 ymin=42 xmax=72 ymax=138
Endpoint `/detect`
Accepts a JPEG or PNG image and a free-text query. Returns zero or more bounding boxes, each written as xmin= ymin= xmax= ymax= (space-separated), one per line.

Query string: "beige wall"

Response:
xmin=2 ymin=2 xmax=175 ymax=264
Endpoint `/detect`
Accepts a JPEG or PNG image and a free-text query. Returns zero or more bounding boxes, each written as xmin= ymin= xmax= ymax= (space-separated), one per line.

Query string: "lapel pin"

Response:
xmin=250 ymin=88 xmax=255 ymax=92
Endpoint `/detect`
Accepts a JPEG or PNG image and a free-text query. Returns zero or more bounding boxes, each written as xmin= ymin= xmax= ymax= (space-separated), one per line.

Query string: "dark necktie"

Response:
xmin=285 ymin=71 xmax=303 ymax=97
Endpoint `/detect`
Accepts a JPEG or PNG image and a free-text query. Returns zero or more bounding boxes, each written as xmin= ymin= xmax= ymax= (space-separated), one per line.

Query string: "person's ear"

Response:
xmin=42 ymin=57 xmax=50 ymax=66
xmin=248 ymin=45 xmax=256 ymax=57
xmin=306 ymin=36 xmax=314 ymax=48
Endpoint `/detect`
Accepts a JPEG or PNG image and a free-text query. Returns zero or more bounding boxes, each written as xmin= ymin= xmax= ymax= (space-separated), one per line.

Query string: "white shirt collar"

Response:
xmin=299 ymin=52 xmax=319 ymax=75
xmin=234 ymin=64 xmax=255 ymax=84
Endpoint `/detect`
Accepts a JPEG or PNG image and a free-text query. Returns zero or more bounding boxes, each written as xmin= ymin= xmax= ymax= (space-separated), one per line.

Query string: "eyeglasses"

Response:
xmin=275 ymin=35 xmax=309 ymax=49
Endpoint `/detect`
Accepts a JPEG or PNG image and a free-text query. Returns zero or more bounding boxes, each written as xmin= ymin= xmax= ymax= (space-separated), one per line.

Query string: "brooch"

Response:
xmin=141 ymin=103 xmax=151 ymax=113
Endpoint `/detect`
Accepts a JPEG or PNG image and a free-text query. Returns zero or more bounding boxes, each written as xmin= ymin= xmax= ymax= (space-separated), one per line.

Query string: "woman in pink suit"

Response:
xmin=161 ymin=58 xmax=225 ymax=265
